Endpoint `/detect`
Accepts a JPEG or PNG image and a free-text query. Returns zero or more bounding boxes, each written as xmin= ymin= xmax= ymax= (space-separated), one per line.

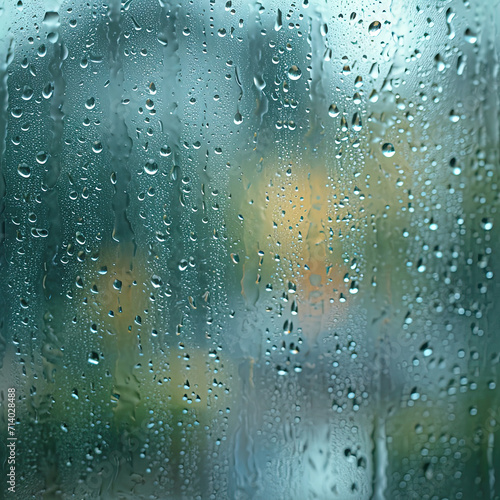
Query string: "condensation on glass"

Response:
xmin=0 ymin=0 xmax=499 ymax=499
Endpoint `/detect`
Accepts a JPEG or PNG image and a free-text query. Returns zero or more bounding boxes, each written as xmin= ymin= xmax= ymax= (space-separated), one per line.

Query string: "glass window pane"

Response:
xmin=1 ymin=1 xmax=498 ymax=498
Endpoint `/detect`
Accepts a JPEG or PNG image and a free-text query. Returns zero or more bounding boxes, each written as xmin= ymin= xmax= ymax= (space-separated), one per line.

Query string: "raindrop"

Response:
xmin=21 ymin=86 xmax=33 ymax=101
xmin=450 ymin=157 xmax=461 ymax=175
xmin=88 ymin=352 xmax=100 ymax=365
xmin=449 ymin=110 xmax=460 ymax=122
xmin=288 ymin=65 xmax=302 ymax=80
xmin=368 ymin=21 xmax=381 ymax=36
xmin=36 ymin=151 xmax=48 ymax=164
xmin=435 ymin=54 xmax=445 ymax=72
xmin=17 ymin=163 xmax=31 ymax=178
xmin=144 ymin=160 xmax=158 ymax=175
xmin=234 ymin=111 xmax=243 ymax=124
xmin=464 ymin=28 xmax=477 ymax=44
xmin=328 ymin=104 xmax=339 ymax=117
xmin=160 ymin=145 xmax=172 ymax=157
xmin=481 ymin=218 xmax=493 ymax=231
xmin=381 ymin=143 xmax=395 ymax=157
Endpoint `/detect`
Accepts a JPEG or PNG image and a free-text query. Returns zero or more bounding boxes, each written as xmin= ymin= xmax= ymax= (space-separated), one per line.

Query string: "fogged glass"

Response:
xmin=1 ymin=1 xmax=499 ymax=498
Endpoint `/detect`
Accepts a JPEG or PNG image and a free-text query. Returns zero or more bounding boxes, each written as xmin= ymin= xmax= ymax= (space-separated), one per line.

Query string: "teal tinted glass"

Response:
xmin=1 ymin=1 xmax=499 ymax=498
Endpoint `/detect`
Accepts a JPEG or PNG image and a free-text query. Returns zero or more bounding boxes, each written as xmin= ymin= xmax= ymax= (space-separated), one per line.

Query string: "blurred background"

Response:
xmin=0 ymin=0 xmax=499 ymax=498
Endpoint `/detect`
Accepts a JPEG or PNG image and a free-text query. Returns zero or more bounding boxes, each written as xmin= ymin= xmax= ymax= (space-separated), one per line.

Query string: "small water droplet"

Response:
xmin=382 ymin=143 xmax=395 ymax=157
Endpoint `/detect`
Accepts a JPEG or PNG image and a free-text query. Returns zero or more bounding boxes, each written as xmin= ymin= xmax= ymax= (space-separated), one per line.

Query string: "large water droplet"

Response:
xmin=328 ymin=104 xmax=339 ymax=117
xmin=464 ymin=28 xmax=477 ymax=44
xmin=288 ymin=65 xmax=302 ymax=80
xmin=144 ymin=160 xmax=158 ymax=175
xmin=36 ymin=151 xmax=48 ymax=164
xmin=368 ymin=21 xmax=381 ymax=36
xmin=17 ymin=163 xmax=31 ymax=178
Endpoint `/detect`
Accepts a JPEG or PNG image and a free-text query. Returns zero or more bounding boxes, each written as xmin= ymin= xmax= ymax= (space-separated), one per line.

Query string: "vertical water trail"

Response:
xmin=371 ymin=414 xmax=388 ymax=500
xmin=232 ymin=359 xmax=260 ymax=499
xmin=487 ymin=432 xmax=495 ymax=499
xmin=307 ymin=9 xmax=327 ymax=142
xmin=158 ymin=0 xmax=182 ymax=168
xmin=249 ymin=1 xmax=268 ymax=135
xmin=40 ymin=10 xmax=67 ymax=497
xmin=107 ymin=0 xmax=134 ymax=248
xmin=42 ymin=37 xmax=67 ymax=299
xmin=0 ymin=36 xmax=14 ymax=367
xmin=371 ymin=335 xmax=391 ymax=500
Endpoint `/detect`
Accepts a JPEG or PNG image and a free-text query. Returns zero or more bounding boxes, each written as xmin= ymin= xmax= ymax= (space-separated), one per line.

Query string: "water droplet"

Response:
xmin=144 ymin=160 xmax=158 ymax=175
xmin=21 ymin=86 xmax=33 ymax=101
xmin=369 ymin=89 xmax=379 ymax=102
xmin=88 ymin=352 xmax=100 ymax=365
xmin=17 ymin=163 xmax=30 ymax=178
xmin=368 ymin=21 xmax=381 ymax=36
xmin=85 ymin=97 xmax=95 ymax=110
xmin=435 ymin=54 xmax=445 ymax=72
xmin=352 ymin=112 xmax=362 ymax=132
xmin=449 ymin=157 xmax=461 ymax=175
xmin=234 ymin=111 xmax=243 ymax=124
xmin=92 ymin=142 xmax=103 ymax=153
xmin=75 ymin=232 xmax=85 ymax=245
xmin=449 ymin=110 xmax=460 ymax=122
xmin=160 ymin=145 xmax=171 ymax=157
xmin=464 ymin=28 xmax=477 ymax=44
xmin=288 ymin=65 xmax=302 ymax=80
xmin=113 ymin=279 xmax=122 ymax=291
xmin=381 ymin=143 xmax=395 ymax=157
xmin=36 ymin=151 xmax=48 ymax=164
xmin=481 ymin=218 xmax=493 ymax=231
xmin=328 ymin=104 xmax=339 ymax=117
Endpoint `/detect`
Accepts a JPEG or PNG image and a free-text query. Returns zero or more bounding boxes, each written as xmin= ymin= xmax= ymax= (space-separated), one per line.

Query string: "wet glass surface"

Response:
xmin=0 ymin=1 xmax=499 ymax=498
